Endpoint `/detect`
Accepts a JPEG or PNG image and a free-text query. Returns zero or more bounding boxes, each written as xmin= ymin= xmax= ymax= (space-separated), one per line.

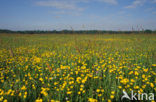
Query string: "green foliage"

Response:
xmin=144 ymin=29 xmax=152 ymax=33
xmin=0 ymin=29 xmax=156 ymax=34
xmin=0 ymin=34 xmax=155 ymax=102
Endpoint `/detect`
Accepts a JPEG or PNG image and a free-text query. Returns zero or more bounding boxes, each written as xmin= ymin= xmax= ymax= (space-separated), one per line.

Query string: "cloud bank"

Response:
xmin=36 ymin=0 xmax=118 ymax=10
xmin=125 ymin=0 xmax=146 ymax=8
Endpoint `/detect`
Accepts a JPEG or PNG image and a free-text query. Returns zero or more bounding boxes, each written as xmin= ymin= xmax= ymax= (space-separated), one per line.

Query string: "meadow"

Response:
xmin=0 ymin=34 xmax=155 ymax=102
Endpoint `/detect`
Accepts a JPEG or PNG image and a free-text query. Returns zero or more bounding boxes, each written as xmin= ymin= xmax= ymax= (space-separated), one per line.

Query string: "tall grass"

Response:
xmin=0 ymin=34 xmax=155 ymax=102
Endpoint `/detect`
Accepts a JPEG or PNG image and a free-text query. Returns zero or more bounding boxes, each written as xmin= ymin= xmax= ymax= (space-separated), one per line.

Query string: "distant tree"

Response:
xmin=1 ymin=29 xmax=156 ymax=34
xmin=153 ymin=30 xmax=156 ymax=33
xmin=0 ymin=29 xmax=13 ymax=33
xmin=144 ymin=29 xmax=152 ymax=33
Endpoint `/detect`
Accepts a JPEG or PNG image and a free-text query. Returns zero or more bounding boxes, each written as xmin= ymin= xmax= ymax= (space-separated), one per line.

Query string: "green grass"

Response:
xmin=0 ymin=34 xmax=155 ymax=102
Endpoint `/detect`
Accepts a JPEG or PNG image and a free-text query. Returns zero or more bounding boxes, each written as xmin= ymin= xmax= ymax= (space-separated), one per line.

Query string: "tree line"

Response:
xmin=0 ymin=29 xmax=155 ymax=34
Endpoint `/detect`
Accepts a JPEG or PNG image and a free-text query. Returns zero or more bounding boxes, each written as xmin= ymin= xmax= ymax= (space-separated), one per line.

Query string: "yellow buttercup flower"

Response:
xmin=35 ymin=98 xmax=43 ymax=102
xmin=110 ymin=95 xmax=114 ymax=99
xmin=21 ymin=86 xmax=26 ymax=90
xmin=88 ymin=98 xmax=98 ymax=102
xmin=96 ymin=89 xmax=100 ymax=93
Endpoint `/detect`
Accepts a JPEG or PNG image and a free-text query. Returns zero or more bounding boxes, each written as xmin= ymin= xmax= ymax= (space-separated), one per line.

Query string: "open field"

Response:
xmin=0 ymin=34 xmax=156 ymax=102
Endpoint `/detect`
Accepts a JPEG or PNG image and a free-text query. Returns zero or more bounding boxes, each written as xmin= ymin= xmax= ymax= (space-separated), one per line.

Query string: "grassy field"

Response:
xmin=0 ymin=34 xmax=156 ymax=102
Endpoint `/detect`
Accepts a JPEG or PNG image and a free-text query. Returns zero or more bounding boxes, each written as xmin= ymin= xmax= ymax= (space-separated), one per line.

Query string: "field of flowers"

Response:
xmin=0 ymin=34 xmax=155 ymax=102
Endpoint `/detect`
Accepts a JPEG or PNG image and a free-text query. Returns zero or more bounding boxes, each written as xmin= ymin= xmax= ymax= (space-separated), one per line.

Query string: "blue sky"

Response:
xmin=0 ymin=0 xmax=156 ymax=30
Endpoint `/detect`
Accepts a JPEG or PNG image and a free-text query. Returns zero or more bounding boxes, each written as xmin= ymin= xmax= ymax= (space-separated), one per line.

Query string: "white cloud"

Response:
xmin=36 ymin=0 xmax=118 ymax=16
xmin=36 ymin=0 xmax=118 ymax=11
xmin=125 ymin=0 xmax=146 ymax=8
xmin=51 ymin=10 xmax=82 ymax=16
xmin=152 ymin=0 xmax=156 ymax=3
xmin=152 ymin=11 xmax=156 ymax=14
xmin=145 ymin=7 xmax=154 ymax=12
xmin=98 ymin=0 xmax=118 ymax=5
xmin=36 ymin=0 xmax=84 ymax=11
